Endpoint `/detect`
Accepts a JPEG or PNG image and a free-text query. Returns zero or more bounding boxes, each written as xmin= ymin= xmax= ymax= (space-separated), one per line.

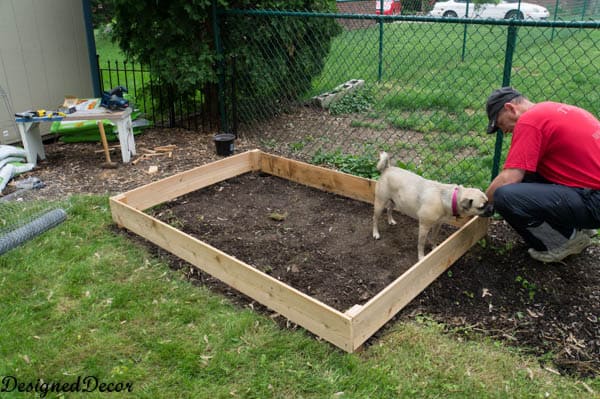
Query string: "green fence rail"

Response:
xmin=216 ymin=8 xmax=600 ymax=189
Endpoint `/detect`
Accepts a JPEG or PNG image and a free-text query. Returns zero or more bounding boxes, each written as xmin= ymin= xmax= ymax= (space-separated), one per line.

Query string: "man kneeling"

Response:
xmin=484 ymin=87 xmax=600 ymax=263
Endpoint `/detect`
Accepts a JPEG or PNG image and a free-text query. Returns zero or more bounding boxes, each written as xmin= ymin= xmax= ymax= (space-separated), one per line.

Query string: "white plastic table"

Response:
xmin=15 ymin=107 xmax=136 ymax=165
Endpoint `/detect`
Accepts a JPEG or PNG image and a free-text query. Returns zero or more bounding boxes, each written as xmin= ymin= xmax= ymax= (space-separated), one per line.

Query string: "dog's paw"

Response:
xmin=373 ymin=233 xmax=380 ymax=240
xmin=388 ymin=219 xmax=397 ymax=226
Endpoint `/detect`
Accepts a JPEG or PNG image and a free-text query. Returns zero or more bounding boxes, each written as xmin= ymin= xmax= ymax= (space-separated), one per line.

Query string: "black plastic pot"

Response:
xmin=213 ymin=133 xmax=235 ymax=156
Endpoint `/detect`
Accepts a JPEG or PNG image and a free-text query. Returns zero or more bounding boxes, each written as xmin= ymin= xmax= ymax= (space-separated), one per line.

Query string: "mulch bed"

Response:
xmin=9 ymin=126 xmax=600 ymax=377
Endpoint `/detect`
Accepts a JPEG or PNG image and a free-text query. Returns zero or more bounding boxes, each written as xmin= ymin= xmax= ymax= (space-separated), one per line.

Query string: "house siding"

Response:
xmin=0 ymin=0 xmax=95 ymax=144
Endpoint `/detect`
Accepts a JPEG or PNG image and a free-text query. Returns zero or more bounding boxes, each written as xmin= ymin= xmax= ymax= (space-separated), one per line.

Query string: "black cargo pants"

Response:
xmin=493 ymin=173 xmax=600 ymax=251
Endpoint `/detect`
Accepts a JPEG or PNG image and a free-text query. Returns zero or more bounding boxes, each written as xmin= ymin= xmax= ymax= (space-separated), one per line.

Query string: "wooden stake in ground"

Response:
xmin=97 ymin=121 xmax=117 ymax=169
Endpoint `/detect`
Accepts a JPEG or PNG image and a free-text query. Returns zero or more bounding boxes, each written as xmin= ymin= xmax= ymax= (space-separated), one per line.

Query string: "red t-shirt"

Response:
xmin=504 ymin=101 xmax=600 ymax=189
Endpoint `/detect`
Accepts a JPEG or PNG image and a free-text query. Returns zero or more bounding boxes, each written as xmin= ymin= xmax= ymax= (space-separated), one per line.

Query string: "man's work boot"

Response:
xmin=582 ymin=229 xmax=598 ymax=238
xmin=528 ymin=230 xmax=592 ymax=263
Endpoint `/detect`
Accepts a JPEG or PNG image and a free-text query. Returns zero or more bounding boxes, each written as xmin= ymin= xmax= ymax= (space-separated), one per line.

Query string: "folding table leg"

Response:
xmin=115 ymin=116 xmax=136 ymax=163
xmin=16 ymin=121 xmax=45 ymax=165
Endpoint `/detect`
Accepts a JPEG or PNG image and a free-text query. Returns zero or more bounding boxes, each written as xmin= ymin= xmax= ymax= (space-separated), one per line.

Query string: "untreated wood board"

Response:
xmin=260 ymin=152 xmax=375 ymax=204
xmin=349 ymin=216 xmax=489 ymax=349
xmin=121 ymin=150 xmax=260 ymax=210
xmin=110 ymin=150 xmax=487 ymax=352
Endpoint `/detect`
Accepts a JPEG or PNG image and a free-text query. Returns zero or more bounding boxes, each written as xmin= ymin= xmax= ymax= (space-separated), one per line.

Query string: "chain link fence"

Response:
xmin=217 ymin=7 xmax=599 ymax=189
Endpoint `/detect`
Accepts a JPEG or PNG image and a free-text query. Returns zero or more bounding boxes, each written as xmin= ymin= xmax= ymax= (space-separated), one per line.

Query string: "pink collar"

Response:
xmin=451 ymin=187 xmax=459 ymax=217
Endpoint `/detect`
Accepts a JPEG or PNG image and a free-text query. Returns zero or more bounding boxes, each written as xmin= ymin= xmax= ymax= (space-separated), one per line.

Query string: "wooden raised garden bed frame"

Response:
xmin=110 ymin=150 xmax=488 ymax=352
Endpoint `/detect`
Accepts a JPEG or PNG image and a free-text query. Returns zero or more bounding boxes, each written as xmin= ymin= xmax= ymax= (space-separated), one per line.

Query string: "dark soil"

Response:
xmin=150 ymin=172 xmax=458 ymax=311
xmin=11 ymin=127 xmax=600 ymax=377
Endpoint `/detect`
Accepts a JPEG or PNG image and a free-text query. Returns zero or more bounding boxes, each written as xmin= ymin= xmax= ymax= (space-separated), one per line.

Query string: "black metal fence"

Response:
xmin=96 ymin=56 xmax=218 ymax=132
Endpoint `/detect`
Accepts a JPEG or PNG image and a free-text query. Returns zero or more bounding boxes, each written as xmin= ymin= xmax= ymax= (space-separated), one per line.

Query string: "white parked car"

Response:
xmin=428 ymin=0 xmax=550 ymax=20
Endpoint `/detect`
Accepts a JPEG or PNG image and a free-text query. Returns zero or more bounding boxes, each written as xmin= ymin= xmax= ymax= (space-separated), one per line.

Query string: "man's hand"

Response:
xmin=481 ymin=203 xmax=495 ymax=218
xmin=486 ymin=168 xmax=525 ymax=202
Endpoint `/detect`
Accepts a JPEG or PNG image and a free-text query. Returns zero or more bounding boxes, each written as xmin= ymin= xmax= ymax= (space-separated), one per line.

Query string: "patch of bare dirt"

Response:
xmin=11 ymin=126 xmax=600 ymax=377
xmin=13 ymin=128 xmax=255 ymax=199
xmin=150 ymin=172 xmax=457 ymax=311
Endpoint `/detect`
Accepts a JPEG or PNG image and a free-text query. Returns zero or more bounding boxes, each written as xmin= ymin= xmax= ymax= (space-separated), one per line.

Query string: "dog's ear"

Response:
xmin=460 ymin=198 xmax=474 ymax=210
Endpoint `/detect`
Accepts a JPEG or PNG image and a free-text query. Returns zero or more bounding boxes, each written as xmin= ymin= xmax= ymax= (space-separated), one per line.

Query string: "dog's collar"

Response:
xmin=451 ymin=187 xmax=459 ymax=217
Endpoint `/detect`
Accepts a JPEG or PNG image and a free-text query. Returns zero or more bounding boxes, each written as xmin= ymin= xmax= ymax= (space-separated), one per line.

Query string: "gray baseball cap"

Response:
xmin=486 ymin=87 xmax=521 ymax=133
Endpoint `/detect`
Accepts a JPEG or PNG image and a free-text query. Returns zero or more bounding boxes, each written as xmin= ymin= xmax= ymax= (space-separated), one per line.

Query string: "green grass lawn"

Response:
xmin=1 ymin=196 xmax=598 ymax=398
xmin=94 ymin=31 xmax=126 ymax=62
xmin=312 ymin=21 xmax=600 ymax=114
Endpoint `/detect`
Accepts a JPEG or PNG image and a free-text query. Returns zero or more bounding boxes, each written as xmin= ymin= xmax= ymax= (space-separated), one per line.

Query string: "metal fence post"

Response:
xmin=551 ymin=0 xmax=560 ymax=40
xmin=491 ymin=23 xmax=518 ymax=180
xmin=168 ymin=84 xmax=176 ymax=127
xmin=461 ymin=0 xmax=471 ymax=61
xmin=231 ymin=56 xmax=238 ymax=138
xmin=581 ymin=0 xmax=589 ymax=19
xmin=96 ymin=54 xmax=104 ymax=93
xmin=378 ymin=0 xmax=384 ymax=82
xmin=84 ymin=0 xmax=101 ymax=98
xmin=212 ymin=0 xmax=228 ymax=132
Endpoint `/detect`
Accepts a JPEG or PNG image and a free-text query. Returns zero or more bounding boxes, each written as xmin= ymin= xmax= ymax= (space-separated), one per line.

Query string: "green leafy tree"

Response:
xmin=106 ymin=0 xmax=340 ymax=125
xmin=107 ymin=0 xmax=220 ymax=93
xmin=221 ymin=1 xmax=341 ymax=122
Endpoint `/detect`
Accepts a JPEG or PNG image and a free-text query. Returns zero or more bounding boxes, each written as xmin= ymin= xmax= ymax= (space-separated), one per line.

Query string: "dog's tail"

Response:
xmin=376 ymin=152 xmax=391 ymax=172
